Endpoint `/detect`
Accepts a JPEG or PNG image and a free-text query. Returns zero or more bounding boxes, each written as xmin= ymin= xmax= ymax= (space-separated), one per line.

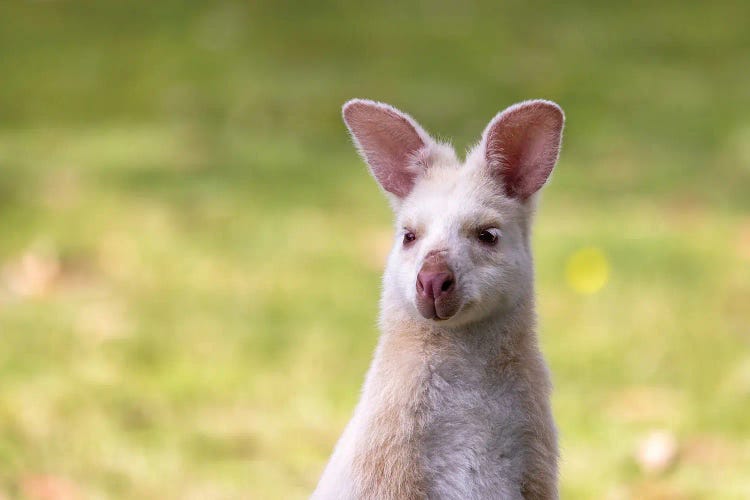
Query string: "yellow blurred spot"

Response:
xmin=566 ymin=247 xmax=610 ymax=294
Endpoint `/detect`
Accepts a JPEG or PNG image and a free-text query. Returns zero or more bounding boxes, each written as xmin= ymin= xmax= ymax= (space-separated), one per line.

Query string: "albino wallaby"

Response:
xmin=313 ymin=99 xmax=565 ymax=499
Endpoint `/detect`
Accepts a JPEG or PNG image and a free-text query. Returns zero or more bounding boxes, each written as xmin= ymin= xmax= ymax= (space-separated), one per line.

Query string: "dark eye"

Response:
xmin=477 ymin=228 xmax=499 ymax=245
xmin=403 ymin=231 xmax=416 ymax=245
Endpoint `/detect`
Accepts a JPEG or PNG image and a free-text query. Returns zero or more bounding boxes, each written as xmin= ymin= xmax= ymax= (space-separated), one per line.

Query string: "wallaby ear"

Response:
xmin=342 ymin=99 xmax=433 ymax=199
xmin=481 ymin=100 xmax=564 ymax=200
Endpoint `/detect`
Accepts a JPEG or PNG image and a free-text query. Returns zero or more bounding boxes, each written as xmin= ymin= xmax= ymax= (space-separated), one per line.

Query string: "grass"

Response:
xmin=0 ymin=1 xmax=749 ymax=498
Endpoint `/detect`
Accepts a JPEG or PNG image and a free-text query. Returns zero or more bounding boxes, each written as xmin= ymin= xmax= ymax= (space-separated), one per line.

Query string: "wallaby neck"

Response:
xmin=343 ymin=298 xmax=539 ymax=499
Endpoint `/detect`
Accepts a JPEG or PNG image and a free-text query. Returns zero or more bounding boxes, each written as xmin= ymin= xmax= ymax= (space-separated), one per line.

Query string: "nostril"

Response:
xmin=417 ymin=269 xmax=455 ymax=301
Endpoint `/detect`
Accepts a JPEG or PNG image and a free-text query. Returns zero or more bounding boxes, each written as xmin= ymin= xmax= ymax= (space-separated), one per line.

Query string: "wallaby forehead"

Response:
xmin=398 ymin=163 xmax=515 ymax=226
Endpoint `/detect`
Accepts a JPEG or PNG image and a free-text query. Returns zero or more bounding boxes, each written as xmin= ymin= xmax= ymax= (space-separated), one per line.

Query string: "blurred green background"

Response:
xmin=1 ymin=1 xmax=749 ymax=498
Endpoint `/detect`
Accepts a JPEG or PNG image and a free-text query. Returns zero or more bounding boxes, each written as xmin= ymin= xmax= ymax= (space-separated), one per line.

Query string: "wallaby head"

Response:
xmin=343 ymin=99 xmax=564 ymax=328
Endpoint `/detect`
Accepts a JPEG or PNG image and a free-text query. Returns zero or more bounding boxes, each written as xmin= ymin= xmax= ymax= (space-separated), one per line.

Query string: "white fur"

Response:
xmin=314 ymin=99 xmax=564 ymax=499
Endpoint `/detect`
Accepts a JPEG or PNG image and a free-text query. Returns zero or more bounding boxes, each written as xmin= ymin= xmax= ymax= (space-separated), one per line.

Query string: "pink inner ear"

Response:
xmin=484 ymin=101 xmax=564 ymax=200
xmin=343 ymin=100 xmax=428 ymax=198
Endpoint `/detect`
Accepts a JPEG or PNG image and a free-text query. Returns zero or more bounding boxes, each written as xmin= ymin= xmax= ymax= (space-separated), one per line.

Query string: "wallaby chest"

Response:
xmin=419 ymin=352 xmax=530 ymax=498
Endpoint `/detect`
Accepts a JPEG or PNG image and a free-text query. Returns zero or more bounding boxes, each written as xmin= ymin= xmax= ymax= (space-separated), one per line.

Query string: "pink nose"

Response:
xmin=417 ymin=269 xmax=455 ymax=301
xmin=415 ymin=252 xmax=458 ymax=320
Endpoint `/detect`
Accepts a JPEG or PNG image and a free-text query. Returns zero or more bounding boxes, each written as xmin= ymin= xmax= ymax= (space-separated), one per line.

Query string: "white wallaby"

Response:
xmin=313 ymin=98 xmax=565 ymax=499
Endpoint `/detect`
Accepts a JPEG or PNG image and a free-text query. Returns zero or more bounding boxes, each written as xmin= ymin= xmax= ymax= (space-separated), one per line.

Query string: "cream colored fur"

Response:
xmin=313 ymin=99 xmax=564 ymax=499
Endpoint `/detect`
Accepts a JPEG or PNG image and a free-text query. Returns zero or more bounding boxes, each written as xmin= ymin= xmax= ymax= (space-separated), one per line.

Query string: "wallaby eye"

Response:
xmin=403 ymin=231 xmax=417 ymax=246
xmin=477 ymin=228 xmax=500 ymax=245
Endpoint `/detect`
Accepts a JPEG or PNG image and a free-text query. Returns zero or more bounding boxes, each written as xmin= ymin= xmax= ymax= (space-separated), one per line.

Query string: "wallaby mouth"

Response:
xmin=417 ymin=299 xmax=460 ymax=321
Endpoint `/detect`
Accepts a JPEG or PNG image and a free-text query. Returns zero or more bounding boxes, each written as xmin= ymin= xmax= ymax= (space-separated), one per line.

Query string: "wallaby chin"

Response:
xmin=314 ymin=99 xmax=564 ymax=499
